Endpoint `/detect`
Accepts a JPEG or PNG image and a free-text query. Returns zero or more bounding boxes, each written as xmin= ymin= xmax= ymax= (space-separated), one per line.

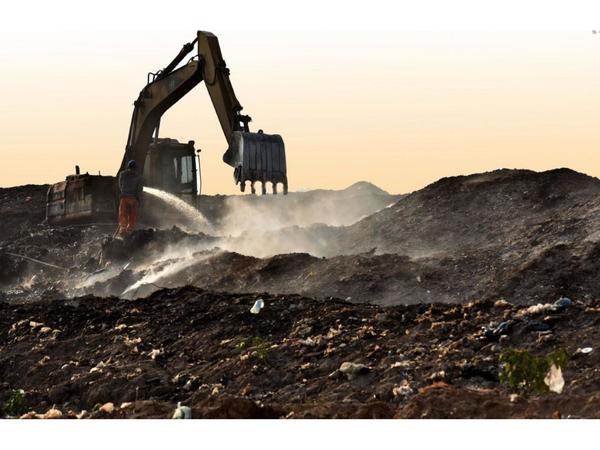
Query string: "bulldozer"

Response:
xmin=46 ymin=31 xmax=287 ymax=225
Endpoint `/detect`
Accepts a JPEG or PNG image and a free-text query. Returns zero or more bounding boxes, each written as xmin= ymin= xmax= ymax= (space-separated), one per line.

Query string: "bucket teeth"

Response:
xmin=223 ymin=131 xmax=288 ymax=195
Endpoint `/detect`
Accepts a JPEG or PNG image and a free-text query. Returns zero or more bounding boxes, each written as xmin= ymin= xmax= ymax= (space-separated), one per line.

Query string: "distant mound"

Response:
xmin=324 ymin=168 xmax=600 ymax=303
xmin=341 ymin=168 xmax=600 ymax=255
xmin=198 ymin=181 xmax=401 ymax=236
xmin=0 ymin=184 xmax=49 ymax=244
xmin=344 ymin=180 xmax=392 ymax=196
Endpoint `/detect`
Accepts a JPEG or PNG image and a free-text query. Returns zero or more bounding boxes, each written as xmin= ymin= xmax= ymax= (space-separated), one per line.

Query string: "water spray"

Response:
xmin=143 ymin=187 xmax=213 ymax=233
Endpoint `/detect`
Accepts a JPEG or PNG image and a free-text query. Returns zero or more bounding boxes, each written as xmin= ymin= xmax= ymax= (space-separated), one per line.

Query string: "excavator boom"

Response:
xmin=122 ymin=31 xmax=287 ymax=194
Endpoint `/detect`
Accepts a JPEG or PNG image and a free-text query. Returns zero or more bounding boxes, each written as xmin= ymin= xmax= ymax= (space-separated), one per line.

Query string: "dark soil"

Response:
xmin=1 ymin=287 xmax=598 ymax=418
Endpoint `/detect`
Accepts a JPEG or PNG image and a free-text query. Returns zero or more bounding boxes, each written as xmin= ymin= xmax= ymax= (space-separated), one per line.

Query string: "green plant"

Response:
xmin=499 ymin=348 xmax=569 ymax=394
xmin=2 ymin=389 xmax=28 ymax=417
xmin=236 ymin=336 xmax=270 ymax=362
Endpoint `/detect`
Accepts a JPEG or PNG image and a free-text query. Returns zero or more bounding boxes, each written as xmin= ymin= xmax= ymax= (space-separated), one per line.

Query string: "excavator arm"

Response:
xmin=121 ymin=31 xmax=287 ymax=194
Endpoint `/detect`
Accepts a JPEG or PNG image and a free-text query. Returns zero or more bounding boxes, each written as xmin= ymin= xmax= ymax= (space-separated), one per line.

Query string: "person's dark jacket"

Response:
xmin=118 ymin=168 xmax=144 ymax=199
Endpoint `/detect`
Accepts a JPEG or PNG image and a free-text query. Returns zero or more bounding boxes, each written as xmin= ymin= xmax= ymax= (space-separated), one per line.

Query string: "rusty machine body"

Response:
xmin=46 ymin=31 xmax=287 ymax=225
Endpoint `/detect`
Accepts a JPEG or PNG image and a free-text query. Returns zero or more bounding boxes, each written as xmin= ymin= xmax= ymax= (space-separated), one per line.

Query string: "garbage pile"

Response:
xmin=3 ymin=169 xmax=600 ymax=418
xmin=1 ymin=287 xmax=599 ymax=418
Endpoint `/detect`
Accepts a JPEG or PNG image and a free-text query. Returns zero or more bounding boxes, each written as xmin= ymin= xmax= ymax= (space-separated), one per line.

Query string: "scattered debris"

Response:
xmin=41 ymin=407 xmax=63 ymax=419
xmin=418 ymin=381 xmax=449 ymax=394
xmin=518 ymin=304 xmax=555 ymax=317
xmin=483 ymin=321 xmax=513 ymax=341
xmin=429 ymin=370 xmax=446 ymax=382
xmin=148 ymin=349 xmax=161 ymax=360
xmin=172 ymin=402 xmax=192 ymax=419
xmin=392 ymin=380 xmax=413 ymax=398
xmin=99 ymin=402 xmax=115 ymax=414
xmin=553 ymin=297 xmax=573 ymax=312
xmin=526 ymin=321 xmax=551 ymax=332
xmin=336 ymin=362 xmax=370 ymax=380
xmin=298 ymin=336 xmax=320 ymax=347
xmin=250 ymin=299 xmax=264 ymax=314
xmin=494 ymin=299 xmax=512 ymax=308
xmin=544 ymin=365 xmax=565 ymax=394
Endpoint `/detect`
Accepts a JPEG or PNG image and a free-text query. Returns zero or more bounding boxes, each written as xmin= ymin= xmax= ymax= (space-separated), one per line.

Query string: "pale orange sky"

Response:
xmin=1 ymin=30 xmax=599 ymax=194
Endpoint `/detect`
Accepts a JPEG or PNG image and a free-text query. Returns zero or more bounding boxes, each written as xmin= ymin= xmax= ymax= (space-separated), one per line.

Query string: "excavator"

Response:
xmin=46 ymin=31 xmax=287 ymax=225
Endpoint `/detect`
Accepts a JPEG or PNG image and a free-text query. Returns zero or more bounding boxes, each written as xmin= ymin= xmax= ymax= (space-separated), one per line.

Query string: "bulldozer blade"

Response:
xmin=223 ymin=131 xmax=288 ymax=194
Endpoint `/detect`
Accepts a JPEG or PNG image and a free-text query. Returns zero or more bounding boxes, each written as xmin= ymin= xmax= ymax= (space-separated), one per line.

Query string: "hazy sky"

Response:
xmin=1 ymin=30 xmax=599 ymax=194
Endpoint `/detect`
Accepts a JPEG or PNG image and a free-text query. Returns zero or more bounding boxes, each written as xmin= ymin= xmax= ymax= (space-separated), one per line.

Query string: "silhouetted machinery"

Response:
xmin=46 ymin=31 xmax=287 ymax=225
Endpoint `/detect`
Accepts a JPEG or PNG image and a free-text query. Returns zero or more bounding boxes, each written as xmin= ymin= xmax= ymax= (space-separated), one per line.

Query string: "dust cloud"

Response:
xmin=207 ymin=182 xmax=400 ymax=257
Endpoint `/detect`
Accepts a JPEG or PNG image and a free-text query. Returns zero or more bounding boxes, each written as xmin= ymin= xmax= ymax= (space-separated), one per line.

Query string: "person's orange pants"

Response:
xmin=118 ymin=196 xmax=139 ymax=235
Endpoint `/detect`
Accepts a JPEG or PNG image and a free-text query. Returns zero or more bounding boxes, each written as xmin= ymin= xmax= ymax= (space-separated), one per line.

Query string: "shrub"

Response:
xmin=499 ymin=348 xmax=569 ymax=394
xmin=236 ymin=336 xmax=270 ymax=362
xmin=2 ymin=389 xmax=28 ymax=417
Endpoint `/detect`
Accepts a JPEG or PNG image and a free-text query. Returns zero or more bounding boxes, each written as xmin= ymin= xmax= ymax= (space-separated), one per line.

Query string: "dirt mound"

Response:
xmin=4 ymin=169 xmax=600 ymax=306
xmin=120 ymin=252 xmax=428 ymax=304
xmin=342 ymin=168 xmax=600 ymax=255
xmin=1 ymin=287 xmax=598 ymax=418
xmin=0 ymin=184 xmax=49 ymax=245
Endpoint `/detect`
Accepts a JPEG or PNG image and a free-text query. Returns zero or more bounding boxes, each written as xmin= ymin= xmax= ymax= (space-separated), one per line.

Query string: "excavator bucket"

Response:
xmin=223 ymin=131 xmax=288 ymax=194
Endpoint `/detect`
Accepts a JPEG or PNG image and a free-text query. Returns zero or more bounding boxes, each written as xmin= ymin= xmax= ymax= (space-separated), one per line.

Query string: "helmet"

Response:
xmin=127 ymin=160 xmax=137 ymax=170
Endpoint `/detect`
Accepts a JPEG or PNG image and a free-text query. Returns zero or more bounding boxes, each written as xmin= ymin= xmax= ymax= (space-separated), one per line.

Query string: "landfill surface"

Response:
xmin=1 ymin=168 xmax=600 ymax=418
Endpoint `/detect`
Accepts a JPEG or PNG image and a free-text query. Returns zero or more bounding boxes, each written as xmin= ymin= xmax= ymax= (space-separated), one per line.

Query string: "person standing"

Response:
xmin=116 ymin=160 xmax=144 ymax=236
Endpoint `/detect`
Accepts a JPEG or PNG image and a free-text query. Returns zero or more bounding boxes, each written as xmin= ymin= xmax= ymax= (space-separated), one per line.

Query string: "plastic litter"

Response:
xmin=526 ymin=321 xmax=551 ymax=332
xmin=250 ymin=298 xmax=264 ymax=314
xmin=552 ymin=297 xmax=573 ymax=312
xmin=484 ymin=321 xmax=513 ymax=340
xmin=578 ymin=347 xmax=593 ymax=354
xmin=544 ymin=364 xmax=565 ymax=394
xmin=99 ymin=402 xmax=114 ymax=414
xmin=172 ymin=402 xmax=192 ymax=419
xmin=41 ymin=407 xmax=63 ymax=419
xmin=338 ymin=362 xmax=370 ymax=380
xmin=518 ymin=303 xmax=554 ymax=317
xmin=148 ymin=349 xmax=161 ymax=360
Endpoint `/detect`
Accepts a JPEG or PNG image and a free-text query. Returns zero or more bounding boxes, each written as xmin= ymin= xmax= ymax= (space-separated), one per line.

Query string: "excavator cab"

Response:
xmin=143 ymin=138 xmax=198 ymax=198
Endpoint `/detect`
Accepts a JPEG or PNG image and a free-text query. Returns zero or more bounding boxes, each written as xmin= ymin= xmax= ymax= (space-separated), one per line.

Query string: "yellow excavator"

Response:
xmin=46 ymin=31 xmax=287 ymax=225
